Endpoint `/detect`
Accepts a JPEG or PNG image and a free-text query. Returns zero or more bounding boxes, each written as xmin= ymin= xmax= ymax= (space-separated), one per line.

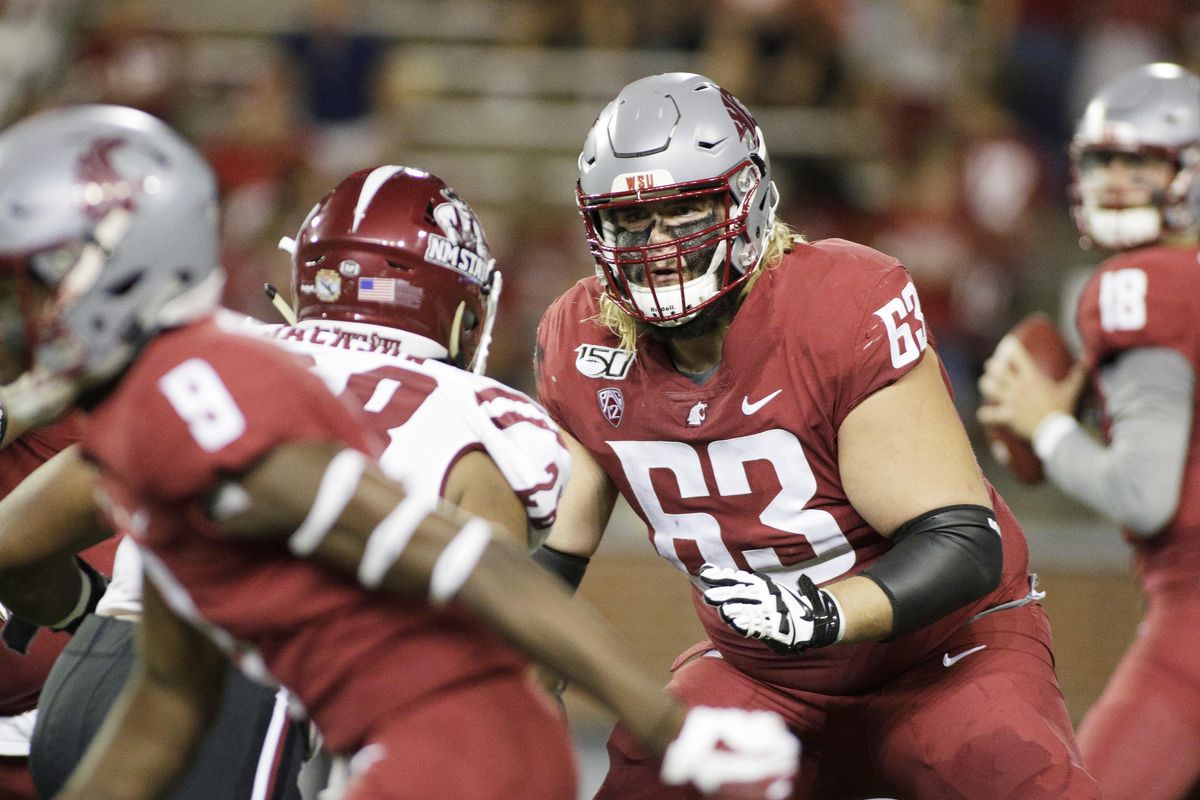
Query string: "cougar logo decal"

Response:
xmin=75 ymin=137 xmax=137 ymax=219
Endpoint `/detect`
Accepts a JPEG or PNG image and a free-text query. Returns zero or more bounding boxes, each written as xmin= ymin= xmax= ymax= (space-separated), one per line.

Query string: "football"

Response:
xmin=983 ymin=313 xmax=1075 ymax=485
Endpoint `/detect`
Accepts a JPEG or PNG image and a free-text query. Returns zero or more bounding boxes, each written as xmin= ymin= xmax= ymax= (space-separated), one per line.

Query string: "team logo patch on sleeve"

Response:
xmin=597 ymin=388 xmax=624 ymax=428
xmin=575 ymin=344 xmax=635 ymax=379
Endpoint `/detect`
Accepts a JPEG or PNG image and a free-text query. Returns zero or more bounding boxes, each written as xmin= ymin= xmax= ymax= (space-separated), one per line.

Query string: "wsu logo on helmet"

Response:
xmin=75 ymin=137 xmax=138 ymax=220
xmin=424 ymin=188 xmax=492 ymax=283
xmin=719 ymin=89 xmax=759 ymax=150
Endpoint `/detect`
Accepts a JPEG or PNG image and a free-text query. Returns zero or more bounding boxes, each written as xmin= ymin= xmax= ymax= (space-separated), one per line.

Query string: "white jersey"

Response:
xmin=97 ymin=312 xmax=570 ymax=614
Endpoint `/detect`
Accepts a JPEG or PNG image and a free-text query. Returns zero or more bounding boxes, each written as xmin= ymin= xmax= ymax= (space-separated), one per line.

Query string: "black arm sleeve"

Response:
xmin=531 ymin=544 xmax=590 ymax=593
xmin=860 ymin=504 xmax=1003 ymax=638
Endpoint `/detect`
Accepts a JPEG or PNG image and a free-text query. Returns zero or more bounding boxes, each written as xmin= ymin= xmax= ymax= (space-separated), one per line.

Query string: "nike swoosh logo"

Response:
xmin=742 ymin=389 xmax=783 ymax=415
xmin=942 ymin=644 xmax=987 ymax=668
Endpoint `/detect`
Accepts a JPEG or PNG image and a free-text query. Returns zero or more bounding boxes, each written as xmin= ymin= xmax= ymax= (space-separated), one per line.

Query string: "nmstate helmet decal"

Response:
xmin=423 ymin=188 xmax=492 ymax=283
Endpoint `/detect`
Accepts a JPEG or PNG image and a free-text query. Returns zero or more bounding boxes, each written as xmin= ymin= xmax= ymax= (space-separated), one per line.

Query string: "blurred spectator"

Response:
xmin=281 ymin=0 xmax=388 ymax=182
xmin=64 ymin=0 xmax=187 ymax=124
xmin=987 ymin=0 xmax=1088 ymax=194
xmin=200 ymin=55 xmax=309 ymax=320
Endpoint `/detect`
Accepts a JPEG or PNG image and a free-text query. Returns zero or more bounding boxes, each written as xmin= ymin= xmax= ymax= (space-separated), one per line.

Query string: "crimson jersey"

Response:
xmin=80 ymin=318 xmax=526 ymax=755
xmin=1075 ymin=244 xmax=1200 ymax=590
xmin=0 ymin=417 xmax=117 ymax=720
xmin=536 ymin=238 xmax=1032 ymax=693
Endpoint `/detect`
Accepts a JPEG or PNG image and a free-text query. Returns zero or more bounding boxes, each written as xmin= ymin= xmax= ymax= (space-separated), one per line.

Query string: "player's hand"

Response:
xmin=976 ymin=337 xmax=1086 ymax=440
xmin=0 ymin=367 xmax=80 ymax=445
xmin=699 ymin=565 xmax=841 ymax=654
xmin=660 ymin=706 xmax=799 ymax=799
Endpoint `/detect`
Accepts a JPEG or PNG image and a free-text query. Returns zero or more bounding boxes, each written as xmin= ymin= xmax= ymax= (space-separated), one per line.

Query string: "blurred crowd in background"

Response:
xmin=10 ymin=0 xmax=1200 ymax=436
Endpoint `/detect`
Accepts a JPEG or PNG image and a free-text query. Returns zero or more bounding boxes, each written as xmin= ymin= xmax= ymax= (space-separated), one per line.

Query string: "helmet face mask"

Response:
xmin=577 ymin=73 xmax=777 ymax=325
xmin=1070 ymin=62 xmax=1200 ymax=250
xmin=290 ymin=165 xmax=500 ymax=373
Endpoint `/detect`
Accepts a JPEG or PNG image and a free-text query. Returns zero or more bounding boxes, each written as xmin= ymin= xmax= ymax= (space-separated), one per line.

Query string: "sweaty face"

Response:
xmin=1077 ymin=150 xmax=1176 ymax=209
xmin=606 ymin=195 xmax=725 ymax=288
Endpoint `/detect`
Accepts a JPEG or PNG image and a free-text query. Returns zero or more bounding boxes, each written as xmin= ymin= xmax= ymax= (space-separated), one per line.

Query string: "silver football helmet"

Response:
xmin=1071 ymin=62 xmax=1200 ymax=249
xmin=577 ymin=73 xmax=778 ymax=325
xmin=0 ymin=104 xmax=223 ymax=396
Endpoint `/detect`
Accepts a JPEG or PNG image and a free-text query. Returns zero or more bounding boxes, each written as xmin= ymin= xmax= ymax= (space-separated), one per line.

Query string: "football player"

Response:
xmin=0 ymin=287 xmax=117 ymax=800
xmin=978 ymin=62 xmax=1200 ymax=800
xmin=533 ymin=72 xmax=1099 ymax=798
xmin=0 ymin=421 xmax=116 ymax=800
xmin=22 ymin=165 xmax=561 ymax=800
xmin=0 ymin=104 xmax=799 ymax=800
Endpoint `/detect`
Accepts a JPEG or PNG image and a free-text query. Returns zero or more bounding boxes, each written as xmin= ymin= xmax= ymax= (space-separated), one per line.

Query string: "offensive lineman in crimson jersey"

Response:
xmin=0 ymin=106 xmax=801 ymax=800
xmin=979 ymin=63 xmax=1200 ymax=800
xmin=534 ymin=72 xmax=1097 ymax=798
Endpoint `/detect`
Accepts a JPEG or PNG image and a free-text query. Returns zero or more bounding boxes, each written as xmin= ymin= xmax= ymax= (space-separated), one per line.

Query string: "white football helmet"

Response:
xmin=577 ymin=73 xmax=778 ymax=326
xmin=1071 ymin=62 xmax=1200 ymax=249
xmin=0 ymin=104 xmax=222 ymax=397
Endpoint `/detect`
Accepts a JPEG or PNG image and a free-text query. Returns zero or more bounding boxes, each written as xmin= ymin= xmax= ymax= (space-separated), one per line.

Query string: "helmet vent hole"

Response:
xmin=105 ymin=269 xmax=144 ymax=297
xmin=385 ymin=259 xmax=412 ymax=271
xmin=698 ymin=139 xmax=724 ymax=150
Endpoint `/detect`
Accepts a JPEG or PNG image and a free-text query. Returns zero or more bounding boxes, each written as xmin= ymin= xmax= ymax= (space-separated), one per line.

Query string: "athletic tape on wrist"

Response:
xmin=288 ymin=449 xmax=367 ymax=557
xmin=357 ymin=493 xmax=436 ymax=589
xmin=428 ymin=519 xmax=493 ymax=605
xmin=1032 ymin=410 xmax=1078 ymax=462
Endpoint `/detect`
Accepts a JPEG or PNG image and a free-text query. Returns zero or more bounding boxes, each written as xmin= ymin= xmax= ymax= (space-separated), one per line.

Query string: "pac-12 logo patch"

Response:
xmin=597 ymin=388 xmax=624 ymax=428
xmin=576 ymin=344 xmax=635 ymax=380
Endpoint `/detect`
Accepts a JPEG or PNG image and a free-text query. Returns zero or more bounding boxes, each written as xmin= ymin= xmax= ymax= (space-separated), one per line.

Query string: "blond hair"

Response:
xmin=595 ymin=219 xmax=802 ymax=351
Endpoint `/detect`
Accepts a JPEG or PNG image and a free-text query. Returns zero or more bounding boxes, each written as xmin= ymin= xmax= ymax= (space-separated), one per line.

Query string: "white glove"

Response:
xmin=699 ymin=565 xmax=842 ymax=654
xmin=661 ymin=706 xmax=800 ymax=799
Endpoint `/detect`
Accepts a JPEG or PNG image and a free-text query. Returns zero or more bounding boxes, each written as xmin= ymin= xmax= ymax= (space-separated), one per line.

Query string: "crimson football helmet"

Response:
xmin=577 ymin=73 xmax=778 ymax=326
xmin=285 ymin=165 xmax=501 ymax=374
xmin=1070 ymin=62 xmax=1200 ymax=249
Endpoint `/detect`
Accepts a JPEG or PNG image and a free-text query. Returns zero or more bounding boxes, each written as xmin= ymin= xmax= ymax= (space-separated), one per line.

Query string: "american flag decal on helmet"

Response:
xmin=597 ymin=387 xmax=624 ymax=428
